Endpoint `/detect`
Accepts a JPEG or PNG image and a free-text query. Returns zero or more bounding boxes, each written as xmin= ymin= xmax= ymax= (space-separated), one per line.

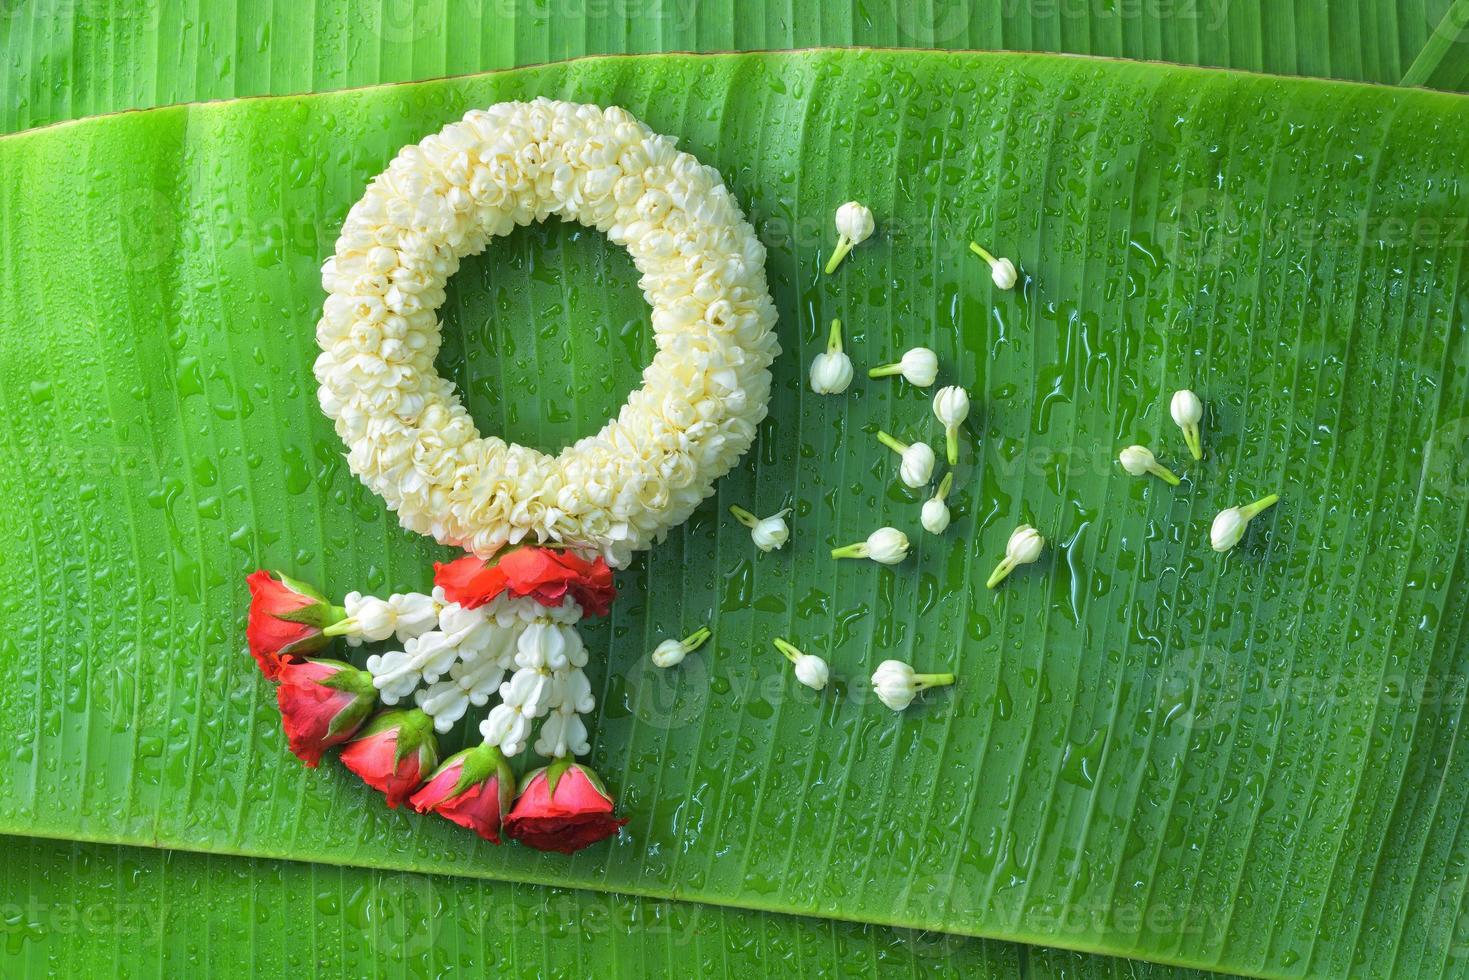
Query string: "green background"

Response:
xmin=5 ymin=3 xmax=1469 ymax=978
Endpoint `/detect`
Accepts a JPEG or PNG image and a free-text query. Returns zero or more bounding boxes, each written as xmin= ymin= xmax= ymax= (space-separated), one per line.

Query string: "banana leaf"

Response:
xmin=0 ymin=833 xmax=1074 ymax=977
xmin=2 ymin=49 xmax=1468 ymax=978
xmin=5 ymin=0 xmax=1469 ymax=136
xmin=0 ymin=833 xmax=1231 ymax=978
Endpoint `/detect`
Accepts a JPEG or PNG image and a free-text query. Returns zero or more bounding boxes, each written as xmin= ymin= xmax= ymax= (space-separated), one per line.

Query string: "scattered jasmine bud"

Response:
xmin=832 ymin=527 xmax=910 ymax=565
xmin=969 ymin=242 xmax=1018 ymax=290
xmin=876 ymin=431 xmax=936 ymax=488
xmin=730 ymin=505 xmax=792 ymax=552
xmin=1118 ymin=445 xmax=1181 ymax=486
xmin=809 ymin=318 xmax=854 ymax=394
xmin=825 ymin=201 xmax=875 ymax=274
xmin=651 ymin=626 xmax=712 ymax=669
xmin=986 ymin=524 xmax=1045 ymax=589
xmin=867 ymin=347 xmax=939 ymax=387
xmin=921 ymin=472 xmax=954 ymax=535
xmin=1171 ymin=389 xmax=1204 ymax=460
xmin=773 ymin=638 xmax=830 ymax=691
xmin=932 ymin=386 xmax=971 ymax=465
xmin=871 ymin=659 xmax=956 ymax=712
xmin=1210 ymin=494 xmax=1280 ymax=552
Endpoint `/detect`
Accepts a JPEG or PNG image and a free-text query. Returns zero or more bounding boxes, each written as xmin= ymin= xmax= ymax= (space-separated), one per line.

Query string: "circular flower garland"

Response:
xmin=314 ymin=98 xmax=780 ymax=568
xmin=246 ymin=100 xmax=779 ymax=853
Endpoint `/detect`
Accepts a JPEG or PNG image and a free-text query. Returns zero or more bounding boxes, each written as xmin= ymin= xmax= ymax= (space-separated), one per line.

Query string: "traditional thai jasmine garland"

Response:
xmin=245 ymin=99 xmax=779 ymax=851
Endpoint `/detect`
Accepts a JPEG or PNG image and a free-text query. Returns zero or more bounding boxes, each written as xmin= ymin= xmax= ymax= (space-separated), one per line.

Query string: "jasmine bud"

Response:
xmin=986 ymin=524 xmax=1044 ymax=588
xmin=1118 ymin=445 xmax=1181 ymax=486
xmin=969 ymin=242 xmax=1018 ymax=290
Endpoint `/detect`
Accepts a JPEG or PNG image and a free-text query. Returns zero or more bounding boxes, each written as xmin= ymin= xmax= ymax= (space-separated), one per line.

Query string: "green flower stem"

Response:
xmin=729 ymin=504 xmax=759 ymax=529
xmin=831 ymin=542 xmax=870 ymax=560
xmin=867 ymin=363 xmax=903 ymax=378
xmin=825 ymin=318 xmax=845 ymax=354
xmin=319 ymin=608 xmax=353 ymax=636
xmin=913 ymin=672 xmax=956 ymax=691
xmin=876 ymin=430 xmax=908 ymax=454
xmin=772 ymin=637 xmax=802 ymax=664
xmin=986 ymin=557 xmax=1016 ymax=589
xmin=1148 ymin=461 xmax=1182 ymax=486
xmin=824 ymin=236 xmax=854 ymax=274
xmin=1183 ymin=424 xmax=1203 ymax=460
xmin=944 ymin=425 xmax=961 ymax=466
xmin=969 ymin=241 xmax=997 ymax=265
xmin=935 ymin=471 xmax=954 ymax=502
xmin=1240 ymin=493 xmax=1280 ymax=520
xmin=682 ymin=626 xmax=712 ymax=651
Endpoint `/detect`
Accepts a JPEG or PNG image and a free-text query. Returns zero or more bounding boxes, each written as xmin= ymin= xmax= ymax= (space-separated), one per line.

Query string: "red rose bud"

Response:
xmin=275 ymin=659 xmax=377 ymax=767
xmin=409 ymin=742 xmax=514 ymax=843
xmin=434 ymin=548 xmax=616 ymax=618
xmin=245 ymin=570 xmax=346 ymax=679
xmin=504 ymin=758 xmax=628 ymax=854
xmin=339 ymin=709 xmax=438 ymax=808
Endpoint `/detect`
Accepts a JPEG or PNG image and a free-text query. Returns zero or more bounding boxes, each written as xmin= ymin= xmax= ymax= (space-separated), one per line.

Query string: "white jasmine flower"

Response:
xmin=832 ymin=527 xmax=909 ymax=564
xmin=986 ymin=524 xmax=1044 ymax=588
xmin=365 ymin=629 xmax=460 ymax=703
xmin=1171 ymin=389 xmax=1204 ymax=460
xmin=480 ymin=703 xmax=534 ymax=757
xmin=730 ymin=504 xmax=792 ymax=552
xmin=870 ymin=659 xmax=956 ymax=711
xmin=876 ymin=431 xmax=935 ymax=488
xmin=317 ymin=99 xmax=780 ymax=569
xmin=825 ymin=201 xmax=874 ymax=274
xmin=969 ymin=242 xmax=1018 ymax=289
xmin=773 ymin=638 xmax=829 ymax=691
xmin=651 ymin=625 xmax=712 ymax=668
xmin=1118 ymin=445 xmax=1180 ymax=486
xmin=932 ymin=386 xmax=971 ymax=465
xmin=1211 ymin=494 xmax=1280 ymax=552
xmin=921 ymin=472 xmax=954 ymax=535
xmin=328 ymin=590 xmax=440 ymax=646
xmin=809 ymin=318 xmax=854 ymax=394
xmin=415 ymin=650 xmax=514 ymax=733
xmin=535 ymin=710 xmax=590 ymax=758
xmin=868 ymin=347 xmax=938 ymax=387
